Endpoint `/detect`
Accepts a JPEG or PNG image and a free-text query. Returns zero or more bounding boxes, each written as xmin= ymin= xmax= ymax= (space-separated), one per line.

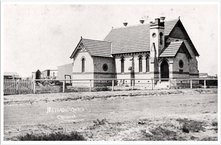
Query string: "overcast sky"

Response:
xmin=2 ymin=3 xmax=219 ymax=77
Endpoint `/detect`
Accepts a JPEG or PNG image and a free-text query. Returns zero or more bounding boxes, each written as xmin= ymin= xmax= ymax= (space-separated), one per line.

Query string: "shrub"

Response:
xmin=18 ymin=131 xmax=85 ymax=141
xmin=93 ymin=119 xmax=108 ymax=126
xmin=212 ymin=121 xmax=218 ymax=126
xmin=92 ymin=87 xmax=110 ymax=92
xmin=176 ymin=118 xmax=205 ymax=133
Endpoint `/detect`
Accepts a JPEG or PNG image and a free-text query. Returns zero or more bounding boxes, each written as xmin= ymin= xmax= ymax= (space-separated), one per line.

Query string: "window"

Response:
xmin=102 ymin=64 xmax=108 ymax=71
xmin=179 ymin=60 xmax=184 ymax=68
xmin=160 ymin=32 xmax=163 ymax=45
xmin=146 ymin=56 xmax=149 ymax=72
xmin=121 ymin=57 xmax=124 ymax=73
xmin=139 ymin=56 xmax=142 ymax=72
xmin=82 ymin=58 xmax=85 ymax=72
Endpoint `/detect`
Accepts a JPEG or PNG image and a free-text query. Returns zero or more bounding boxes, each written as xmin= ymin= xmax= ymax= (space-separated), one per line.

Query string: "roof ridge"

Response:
xmin=111 ymin=18 xmax=179 ymax=30
xmin=82 ymin=38 xmax=111 ymax=43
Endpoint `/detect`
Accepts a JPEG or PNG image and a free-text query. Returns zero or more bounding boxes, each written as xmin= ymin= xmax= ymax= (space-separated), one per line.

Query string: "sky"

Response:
xmin=2 ymin=3 xmax=219 ymax=77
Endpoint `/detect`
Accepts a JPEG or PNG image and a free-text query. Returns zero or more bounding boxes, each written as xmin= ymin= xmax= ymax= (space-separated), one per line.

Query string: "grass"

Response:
xmin=176 ymin=118 xmax=205 ymax=133
xmin=17 ymin=131 xmax=85 ymax=141
xmin=141 ymin=126 xmax=184 ymax=141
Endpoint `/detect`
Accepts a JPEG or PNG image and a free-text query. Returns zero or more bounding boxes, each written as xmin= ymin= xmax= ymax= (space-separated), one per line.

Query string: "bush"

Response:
xmin=18 ymin=131 xmax=85 ymax=141
xmin=93 ymin=119 xmax=108 ymax=126
xmin=92 ymin=87 xmax=110 ymax=92
xmin=176 ymin=118 xmax=205 ymax=133
xmin=212 ymin=121 xmax=218 ymax=126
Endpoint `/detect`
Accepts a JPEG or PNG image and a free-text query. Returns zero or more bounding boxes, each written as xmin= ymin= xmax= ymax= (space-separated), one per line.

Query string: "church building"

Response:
xmin=70 ymin=17 xmax=199 ymax=87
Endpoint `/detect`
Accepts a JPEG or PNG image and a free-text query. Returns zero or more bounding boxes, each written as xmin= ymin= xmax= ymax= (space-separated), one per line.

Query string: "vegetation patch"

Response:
xmin=141 ymin=126 xmax=184 ymax=141
xmin=17 ymin=131 xmax=85 ymax=141
xmin=176 ymin=118 xmax=205 ymax=133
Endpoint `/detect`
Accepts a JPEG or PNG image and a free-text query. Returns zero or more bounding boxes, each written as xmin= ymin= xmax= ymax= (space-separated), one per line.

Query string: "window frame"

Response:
xmin=146 ymin=56 xmax=149 ymax=72
xmin=121 ymin=57 xmax=124 ymax=73
xmin=138 ymin=56 xmax=142 ymax=72
xmin=159 ymin=32 xmax=163 ymax=45
xmin=81 ymin=57 xmax=85 ymax=72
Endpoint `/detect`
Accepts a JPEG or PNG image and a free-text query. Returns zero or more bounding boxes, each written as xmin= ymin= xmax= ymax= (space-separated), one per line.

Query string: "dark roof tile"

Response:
xmin=160 ymin=41 xmax=183 ymax=57
xmin=104 ymin=19 xmax=178 ymax=54
xmin=79 ymin=38 xmax=112 ymax=58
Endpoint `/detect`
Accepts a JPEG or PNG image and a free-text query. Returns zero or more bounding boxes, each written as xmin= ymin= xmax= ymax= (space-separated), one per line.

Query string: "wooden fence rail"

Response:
xmin=3 ymin=78 xmax=218 ymax=95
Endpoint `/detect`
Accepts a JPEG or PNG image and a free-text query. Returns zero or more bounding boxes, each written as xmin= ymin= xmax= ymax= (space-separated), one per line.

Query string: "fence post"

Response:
xmin=168 ymin=79 xmax=171 ymax=89
xmin=62 ymin=81 xmax=65 ymax=93
xmin=112 ymin=79 xmax=114 ymax=91
xmin=16 ymin=80 xmax=19 ymax=94
xmin=204 ymin=79 xmax=206 ymax=89
xmin=175 ymin=79 xmax=177 ymax=89
xmin=89 ymin=80 xmax=92 ymax=92
xmin=151 ymin=79 xmax=153 ymax=90
xmin=190 ymin=79 xmax=192 ymax=89
xmin=132 ymin=79 xmax=134 ymax=90
xmin=33 ymin=80 xmax=36 ymax=94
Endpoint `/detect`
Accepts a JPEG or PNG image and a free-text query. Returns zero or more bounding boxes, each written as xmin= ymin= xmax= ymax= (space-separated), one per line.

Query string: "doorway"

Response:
xmin=160 ymin=60 xmax=169 ymax=81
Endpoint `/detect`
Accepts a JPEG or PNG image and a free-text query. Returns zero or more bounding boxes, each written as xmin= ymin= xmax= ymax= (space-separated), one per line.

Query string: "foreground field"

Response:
xmin=4 ymin=89 xmax=218 ymax=141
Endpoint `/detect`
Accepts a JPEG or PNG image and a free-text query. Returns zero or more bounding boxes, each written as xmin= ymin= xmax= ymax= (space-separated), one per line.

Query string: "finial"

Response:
xmin=178 ymin=16 xmax=180 ymax=19
xmin=81 ymin=36 xmax=82 ymax=39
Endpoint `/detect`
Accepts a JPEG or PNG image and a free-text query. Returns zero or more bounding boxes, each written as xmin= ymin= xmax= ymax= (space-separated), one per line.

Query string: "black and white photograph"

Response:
xmin=1 ymin=1 xmax=220 ymax=144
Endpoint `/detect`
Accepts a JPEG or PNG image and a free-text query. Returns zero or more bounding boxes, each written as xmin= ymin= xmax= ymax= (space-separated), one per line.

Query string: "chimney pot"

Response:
xmin=123 ymin=22 xmax=128 ymax=27
xmin=139 ymin=19 xmax=145 ymax=24
xmin=160 ymin=17 xmax=166 ymax=22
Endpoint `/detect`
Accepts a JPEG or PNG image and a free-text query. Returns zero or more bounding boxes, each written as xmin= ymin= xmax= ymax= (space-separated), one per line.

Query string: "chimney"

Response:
xmin=154 ymin=18 xmax=160 ymax=25
xmin=150 ymin=17 xmax=165 ymax=27
xmin=123 ymin=22 xmax=128 ymax=27
xmin=160 ymin=16 xmax=165 ymax=22
xmin=139 ymin=19 xmax=145 ymax=24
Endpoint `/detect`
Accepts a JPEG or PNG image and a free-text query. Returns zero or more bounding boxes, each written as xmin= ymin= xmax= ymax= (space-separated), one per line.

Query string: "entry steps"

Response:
xmin=155 ymin=81 xmax=170 ymax=89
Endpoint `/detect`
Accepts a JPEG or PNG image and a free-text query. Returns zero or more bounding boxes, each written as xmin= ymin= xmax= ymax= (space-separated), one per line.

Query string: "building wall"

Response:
xmin=49 ymin=70 xmax=58 ymax=79
xmin=114 ymin=53 xmax=152 ymax=86
xmin=183 ymin=40 xmax=199 ymax=76
xmin=115 ymin=53 xmax=149 ymax=75
xmin=168 ymin=25 xmax=199 ymax=77
xmin=93 ymin=56 xmax=115 ymax=87
xmin=72 ymin=50 xmax=94 ymax=87
xmin=57 ymin=63 xmax=72 ymax=80
xmin=171 ymin=52 xmax=189 ymax=78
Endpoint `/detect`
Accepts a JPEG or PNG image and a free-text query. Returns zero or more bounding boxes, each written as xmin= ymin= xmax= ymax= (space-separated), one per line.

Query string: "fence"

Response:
xmin=3 ymin=78 xmax=218 ymax=95
xmin=4 ymin=79 xmax=33 ymax=95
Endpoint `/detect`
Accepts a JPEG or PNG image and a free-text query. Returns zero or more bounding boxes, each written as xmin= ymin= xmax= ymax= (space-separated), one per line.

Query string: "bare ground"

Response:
xmin=4 ymin=88 xmax=218 ymax=141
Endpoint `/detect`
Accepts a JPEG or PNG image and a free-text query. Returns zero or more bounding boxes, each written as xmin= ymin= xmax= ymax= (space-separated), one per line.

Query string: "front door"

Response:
xmin=160 ymin=60 xmax=169 ymax=81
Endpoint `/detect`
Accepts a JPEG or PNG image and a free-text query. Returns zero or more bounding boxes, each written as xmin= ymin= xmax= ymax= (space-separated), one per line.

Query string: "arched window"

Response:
xmin=139 ymin=56 xmax=142 ymax=72
xmin=160 ymin=32 xmax=163 ymax=45
xmin=82 ymin=58 xmax=85 ymax=72
xmin=121 ymin=57 xmax=124 ymax=73
xmin=146 ymin=56 xmax=149 ymax=72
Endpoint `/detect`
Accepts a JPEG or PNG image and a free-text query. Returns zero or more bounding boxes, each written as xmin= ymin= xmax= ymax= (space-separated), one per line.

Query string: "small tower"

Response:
xmin=149 ymin=17 xmax=165 ymax=79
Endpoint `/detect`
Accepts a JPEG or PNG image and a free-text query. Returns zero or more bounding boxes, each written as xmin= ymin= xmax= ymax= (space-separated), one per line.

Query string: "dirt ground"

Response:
xmin=4 ymin=88 xmax=218 ymax=141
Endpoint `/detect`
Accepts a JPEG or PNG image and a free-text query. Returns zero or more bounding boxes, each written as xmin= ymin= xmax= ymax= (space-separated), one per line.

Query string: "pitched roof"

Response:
xmin=4 ymin=72 xmax=19 ymax=76
xmin=70 ymin=38 xmax=112 ymax=58
xmin=160 ymin=41 xmax=191 ymax=58
xmin=104 ymin=19 xmax=179 ymax=54
xmin=81 ymin=38 xmax=112 ymax=57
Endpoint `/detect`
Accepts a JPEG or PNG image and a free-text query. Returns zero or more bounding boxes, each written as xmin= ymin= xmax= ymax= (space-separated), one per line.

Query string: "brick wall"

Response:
xmin=72 ymin=50 xmax=94 ymax=87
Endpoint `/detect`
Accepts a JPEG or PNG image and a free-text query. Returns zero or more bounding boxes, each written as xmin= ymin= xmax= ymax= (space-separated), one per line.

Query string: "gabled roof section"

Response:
xmin=168 ymin=19 xmax=199 ymax=56
xmin=70 ymin=38 xmax=112 ymax=58
xmin=4 ymin=72 xmax=19 ymax=76
xmin=160 ymin=41 xmax=191 ymax=58
xmin=104 ymin=19 xmax=179 ymax=54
